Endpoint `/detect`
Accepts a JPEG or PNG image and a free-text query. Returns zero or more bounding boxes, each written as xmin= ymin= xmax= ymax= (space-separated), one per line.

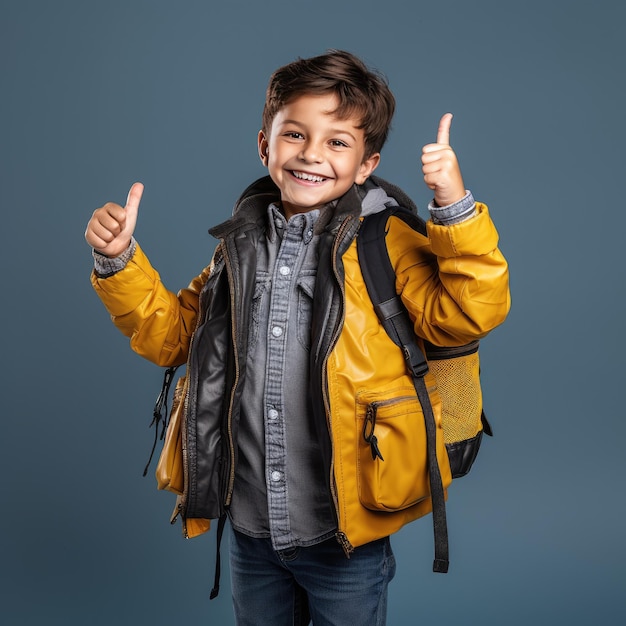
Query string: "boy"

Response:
xmin=85 ymin=50 xmax=509 ymax=625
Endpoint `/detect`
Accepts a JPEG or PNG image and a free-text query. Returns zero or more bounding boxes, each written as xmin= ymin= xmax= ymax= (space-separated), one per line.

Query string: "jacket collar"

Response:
xmin=208 ymin=175 xmax=419 ymax=240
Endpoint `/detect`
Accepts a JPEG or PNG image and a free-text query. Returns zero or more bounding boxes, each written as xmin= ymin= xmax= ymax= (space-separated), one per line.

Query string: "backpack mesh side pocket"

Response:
xmin=425 ymin=341 xmax=488 ymax=478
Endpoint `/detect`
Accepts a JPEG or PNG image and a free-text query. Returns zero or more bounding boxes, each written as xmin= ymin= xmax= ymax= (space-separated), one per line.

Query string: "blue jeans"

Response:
xmin=229 ymin=527 xmax=396 ymax=625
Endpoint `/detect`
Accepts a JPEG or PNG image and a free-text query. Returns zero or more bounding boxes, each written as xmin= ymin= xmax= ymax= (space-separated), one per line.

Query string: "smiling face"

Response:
xmin=258 ymin=93 xmax=380 ymax=219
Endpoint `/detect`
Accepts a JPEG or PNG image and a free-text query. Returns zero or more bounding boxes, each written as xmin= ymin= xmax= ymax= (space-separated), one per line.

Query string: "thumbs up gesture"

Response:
xmin=85 ymin=182 xmax=144 ymax=257
xmin=421 ymin=113 xmax=466 ymax=207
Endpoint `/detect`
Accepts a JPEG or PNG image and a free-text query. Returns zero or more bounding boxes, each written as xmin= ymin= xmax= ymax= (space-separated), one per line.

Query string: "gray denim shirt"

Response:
xmin=229 ymin=204 xmax=337 ymax=550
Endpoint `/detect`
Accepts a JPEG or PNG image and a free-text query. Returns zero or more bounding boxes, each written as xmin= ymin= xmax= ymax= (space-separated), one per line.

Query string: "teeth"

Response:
xmin=293 ymin=171 xmax=325 ymax=182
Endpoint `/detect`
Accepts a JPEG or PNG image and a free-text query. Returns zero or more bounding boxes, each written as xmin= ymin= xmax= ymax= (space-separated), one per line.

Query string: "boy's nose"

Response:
xmin=299 ymin=142 xmax=323 ymax=163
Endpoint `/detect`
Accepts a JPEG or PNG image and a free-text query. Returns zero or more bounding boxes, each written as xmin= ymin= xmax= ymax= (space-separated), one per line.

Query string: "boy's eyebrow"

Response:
xmin=327 ymin=127 xmax=358 ymax=141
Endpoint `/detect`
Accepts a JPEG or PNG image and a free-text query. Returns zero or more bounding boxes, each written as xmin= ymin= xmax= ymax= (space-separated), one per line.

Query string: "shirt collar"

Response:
xmin=267 ymin=203 xmax=320 ymax=244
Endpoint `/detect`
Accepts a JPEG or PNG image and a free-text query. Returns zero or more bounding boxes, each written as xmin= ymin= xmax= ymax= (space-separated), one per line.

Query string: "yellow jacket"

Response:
xmin=91 ymin=176 xmax=510 ymax=550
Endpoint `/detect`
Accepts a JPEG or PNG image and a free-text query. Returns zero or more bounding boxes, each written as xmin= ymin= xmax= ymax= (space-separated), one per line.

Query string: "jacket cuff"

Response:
xmin=92 ymin=238 xmax=137 ymax=278
xmin=428 ymin=191 xmax=476 ymax=225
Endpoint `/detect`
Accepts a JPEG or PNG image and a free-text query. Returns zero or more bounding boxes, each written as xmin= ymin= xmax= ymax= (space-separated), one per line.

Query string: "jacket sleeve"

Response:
xmin=386 ymin=202 xmax=510 ymax=345
xmin=90 ymin=242 xmax=214 ymax=367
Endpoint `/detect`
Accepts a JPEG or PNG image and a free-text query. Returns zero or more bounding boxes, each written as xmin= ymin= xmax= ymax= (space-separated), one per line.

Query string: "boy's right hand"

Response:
xmin=85 ymin=182 xmax=144 ymax=257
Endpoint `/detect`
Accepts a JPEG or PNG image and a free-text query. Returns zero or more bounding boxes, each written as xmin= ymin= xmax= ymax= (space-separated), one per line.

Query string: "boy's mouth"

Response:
xmin=291 ymin=170 xmax=327 ymax=183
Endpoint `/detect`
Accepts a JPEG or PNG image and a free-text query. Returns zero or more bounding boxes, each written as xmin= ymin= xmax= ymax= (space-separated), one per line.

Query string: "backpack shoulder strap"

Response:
xmin=357 ymin=206 xmax=449 ymax=574
xmin=356 ymin=206 xmax=429 ymax=374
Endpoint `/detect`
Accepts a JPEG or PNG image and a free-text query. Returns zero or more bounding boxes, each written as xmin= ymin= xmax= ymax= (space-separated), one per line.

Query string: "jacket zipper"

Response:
xmin=180 ymin=359 xmax=194 ymax=538
xmin=222 ymin=244 xmax=239 ymax=508
xmin=320 ymin=214 xmax=359 ymax=557
xmin=170 ymin=498 xmax=183 ymax=527
xmin=179 ymin=252 xmax=224 ymax=538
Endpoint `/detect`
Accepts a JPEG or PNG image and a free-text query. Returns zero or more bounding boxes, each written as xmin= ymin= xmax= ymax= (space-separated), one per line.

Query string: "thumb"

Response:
xmin=436 ymin=113 xmax=453 ymax=145
xmin=120 ymin=182 xmax=143 ymax=241
xmin=125 ymin=182 xmax=144 ymax=218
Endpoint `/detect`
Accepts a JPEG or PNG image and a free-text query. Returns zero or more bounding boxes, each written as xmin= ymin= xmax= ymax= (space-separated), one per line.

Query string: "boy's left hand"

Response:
xmin=421 ymin=113 xmax=466 ymax=207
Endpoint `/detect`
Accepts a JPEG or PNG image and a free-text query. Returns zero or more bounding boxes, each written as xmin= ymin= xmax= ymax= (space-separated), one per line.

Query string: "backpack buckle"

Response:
xmin=402 ymin=343 xmax=429 ymax=378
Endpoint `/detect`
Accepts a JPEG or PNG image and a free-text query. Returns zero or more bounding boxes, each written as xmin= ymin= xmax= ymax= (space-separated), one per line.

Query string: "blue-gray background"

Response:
xmin=2 ymin=1 xmax=624 ymax=624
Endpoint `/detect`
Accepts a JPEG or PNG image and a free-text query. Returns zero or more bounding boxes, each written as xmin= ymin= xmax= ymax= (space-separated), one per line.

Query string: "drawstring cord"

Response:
xmin=143 ymin=366 xmax=179 ymax=477
xmin=210 ymin=514 xmax=228 ymax=599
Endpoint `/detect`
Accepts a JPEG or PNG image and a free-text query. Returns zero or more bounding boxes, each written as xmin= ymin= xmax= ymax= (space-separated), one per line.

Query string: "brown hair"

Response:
xmin=262 ymin=50 xmax=395 ymax=158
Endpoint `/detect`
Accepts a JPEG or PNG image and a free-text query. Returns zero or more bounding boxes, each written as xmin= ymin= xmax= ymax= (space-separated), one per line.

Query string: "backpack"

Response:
xmin=356 ymin=204 xmax=493 ymax=574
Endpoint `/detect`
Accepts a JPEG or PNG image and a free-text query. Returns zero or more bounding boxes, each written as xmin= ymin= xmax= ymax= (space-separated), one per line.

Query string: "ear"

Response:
xmin=355 ymin=152 xmax=381 ymax=184
xmin=258 ymin=130 xmax=269 ymax=167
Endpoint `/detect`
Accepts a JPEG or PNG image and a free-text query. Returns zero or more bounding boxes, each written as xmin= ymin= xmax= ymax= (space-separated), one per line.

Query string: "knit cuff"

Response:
xmin=428 ymin=191 xmax=476 ymax=225
xmin=92 ymin=238 xmax=137 ymax=278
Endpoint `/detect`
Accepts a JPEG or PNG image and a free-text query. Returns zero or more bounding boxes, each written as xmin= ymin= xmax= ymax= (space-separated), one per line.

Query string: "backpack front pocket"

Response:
xmin=356 ymin=392 xmax=432 ymax=512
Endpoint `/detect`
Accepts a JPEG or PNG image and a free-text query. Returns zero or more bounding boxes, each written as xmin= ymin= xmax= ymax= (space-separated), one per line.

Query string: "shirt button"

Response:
xmin=271 ymin=471 xmax=282 ymax=482
xmin=268 ymin=409 xmax=279 ymax=420
xmin=271 ymin=326 xmax=283 ymax=338
xmin=279 ymin=265 xmax=291 ymax=276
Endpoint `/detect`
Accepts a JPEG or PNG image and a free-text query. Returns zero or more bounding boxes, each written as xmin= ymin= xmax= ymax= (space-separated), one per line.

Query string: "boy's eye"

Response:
xmin=284 ymin=131 xmax=304 ymax=139
xmin=330 ymin=139 xmax=349 ymax=148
